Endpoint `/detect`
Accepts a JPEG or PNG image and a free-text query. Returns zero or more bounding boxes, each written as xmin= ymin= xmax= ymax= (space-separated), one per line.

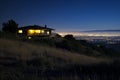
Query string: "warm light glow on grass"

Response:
xmin=18 ymin=30 xmax=23 ymax=33
xmin=28 ymin=36 xmax=32 ymax=39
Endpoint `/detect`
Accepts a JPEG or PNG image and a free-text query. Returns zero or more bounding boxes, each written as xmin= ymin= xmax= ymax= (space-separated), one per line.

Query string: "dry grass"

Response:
xmin=0 ymin=38 xmax=112 ymax=65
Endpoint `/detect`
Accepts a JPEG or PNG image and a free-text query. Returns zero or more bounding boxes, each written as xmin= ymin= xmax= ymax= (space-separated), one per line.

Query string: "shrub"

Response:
xmin=64 ymin=34 xmax=75 ymax=40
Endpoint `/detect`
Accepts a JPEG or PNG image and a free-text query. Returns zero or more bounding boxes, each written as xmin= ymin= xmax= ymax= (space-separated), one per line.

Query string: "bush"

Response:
xmin=64 ymin=34 xmax=75 ymax=40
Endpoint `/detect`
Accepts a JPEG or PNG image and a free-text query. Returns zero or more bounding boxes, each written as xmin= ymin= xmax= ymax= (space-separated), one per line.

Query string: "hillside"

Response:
xmin=0 ymin=38 xmax=110 ymax=65
xmin=0 ymin=38 xmax=120 ymax=80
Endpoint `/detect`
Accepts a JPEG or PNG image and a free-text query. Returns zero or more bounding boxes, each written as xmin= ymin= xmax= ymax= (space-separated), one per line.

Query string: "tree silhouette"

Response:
xmin=64 ymin=34 xmax=75 ymax=40
xmin=2 ymin=19 xmax=18 ymax=33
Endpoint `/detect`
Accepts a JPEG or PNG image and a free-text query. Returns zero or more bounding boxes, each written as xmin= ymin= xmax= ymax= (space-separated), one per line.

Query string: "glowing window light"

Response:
xmin=28 ymin=29 xmax=34 ymax=34
xmin=18 ymin=30 xmax=23 ymax=33
xmin=35 ymin=30 xmax=40 ymax=33
xmin=47 ymin=31 xmax=50 ymax=35
xmin=41 ymin=30 xmax=44 ymax=33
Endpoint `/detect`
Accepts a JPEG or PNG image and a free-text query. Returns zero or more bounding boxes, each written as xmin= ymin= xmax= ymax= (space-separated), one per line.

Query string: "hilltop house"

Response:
xmin=17 ymin=25 xmax=54 ymax=38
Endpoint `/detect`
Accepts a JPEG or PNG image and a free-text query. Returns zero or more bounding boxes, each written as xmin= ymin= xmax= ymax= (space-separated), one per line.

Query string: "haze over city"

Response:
xmin=0 ymin=0 xmax=120 ymax=31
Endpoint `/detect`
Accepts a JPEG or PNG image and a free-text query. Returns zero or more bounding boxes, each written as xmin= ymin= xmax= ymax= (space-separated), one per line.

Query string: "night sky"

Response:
xmin=0 ymin=0 xmax=120 ymax=31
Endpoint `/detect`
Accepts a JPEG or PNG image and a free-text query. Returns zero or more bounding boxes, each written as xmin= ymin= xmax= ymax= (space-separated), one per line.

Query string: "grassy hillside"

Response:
xmin=0 ymin=38 xmax=120 ymax=80
xmin=0 ymin=38 xmax=110 ymax=64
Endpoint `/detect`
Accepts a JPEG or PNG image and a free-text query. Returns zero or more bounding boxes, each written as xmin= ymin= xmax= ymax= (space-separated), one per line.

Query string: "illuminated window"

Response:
xmin=28 ymin=29 xmax=34 ymax=35
xmin=35 ymin=30 xmax=40 ymax=33
xmin=47 ymin=31 xmax=50 ymax=35
xmin=18 ymin=30 xmax=23 ymax=33
xmin=41 ymin=30 xmax=44 ymax=33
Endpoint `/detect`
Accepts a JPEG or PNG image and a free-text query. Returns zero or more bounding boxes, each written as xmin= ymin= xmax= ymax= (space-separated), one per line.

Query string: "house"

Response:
xmin=17 ymin=25 xmax=54 ymax=38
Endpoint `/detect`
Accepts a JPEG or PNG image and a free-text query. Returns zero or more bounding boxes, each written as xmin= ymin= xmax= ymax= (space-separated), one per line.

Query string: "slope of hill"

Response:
xmin=0 ymin=38 xmax=109 ymax=64
xmin=1 ymin=38 xmax=120 ymax=80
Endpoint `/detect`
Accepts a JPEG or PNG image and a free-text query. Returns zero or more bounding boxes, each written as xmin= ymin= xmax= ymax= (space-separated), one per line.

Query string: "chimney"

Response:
xmin=45 ymin=24 xmax=47 ymax=28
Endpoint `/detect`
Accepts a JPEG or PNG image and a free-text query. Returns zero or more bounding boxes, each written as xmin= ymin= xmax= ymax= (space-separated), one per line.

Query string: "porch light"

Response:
xmin=28 ymin=36 xmax=32 ymax=39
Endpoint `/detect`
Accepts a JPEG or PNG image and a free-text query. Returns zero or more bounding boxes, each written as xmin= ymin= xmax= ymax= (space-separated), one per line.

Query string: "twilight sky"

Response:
xmin=0 ymin=0 xmax=120 ymax=31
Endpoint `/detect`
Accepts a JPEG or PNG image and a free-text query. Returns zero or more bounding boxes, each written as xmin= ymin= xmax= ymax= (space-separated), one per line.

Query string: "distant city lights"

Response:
xmin=57 ymin=32 xmax=120 ymax=37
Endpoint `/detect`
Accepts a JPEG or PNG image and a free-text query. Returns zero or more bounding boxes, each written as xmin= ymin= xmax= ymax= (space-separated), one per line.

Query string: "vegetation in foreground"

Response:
xmin=0 ymin=37 xmax=120 ymax=80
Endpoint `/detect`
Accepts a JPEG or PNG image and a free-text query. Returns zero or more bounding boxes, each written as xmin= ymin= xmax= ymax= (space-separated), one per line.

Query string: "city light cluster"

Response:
xmin=57 ymin=32 xmax=120 ymax=37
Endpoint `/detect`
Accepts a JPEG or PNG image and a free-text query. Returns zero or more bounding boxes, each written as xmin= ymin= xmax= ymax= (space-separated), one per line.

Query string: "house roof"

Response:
xmin=18 ymin=25 xmax=55 ymax=30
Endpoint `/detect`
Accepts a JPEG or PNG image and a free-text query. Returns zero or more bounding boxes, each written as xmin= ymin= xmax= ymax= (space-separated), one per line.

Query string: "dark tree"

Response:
xmin=64 ymin=34 xmax=75 ymax=40
xmin=2 ymin=19 xmax=18 ymax=33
